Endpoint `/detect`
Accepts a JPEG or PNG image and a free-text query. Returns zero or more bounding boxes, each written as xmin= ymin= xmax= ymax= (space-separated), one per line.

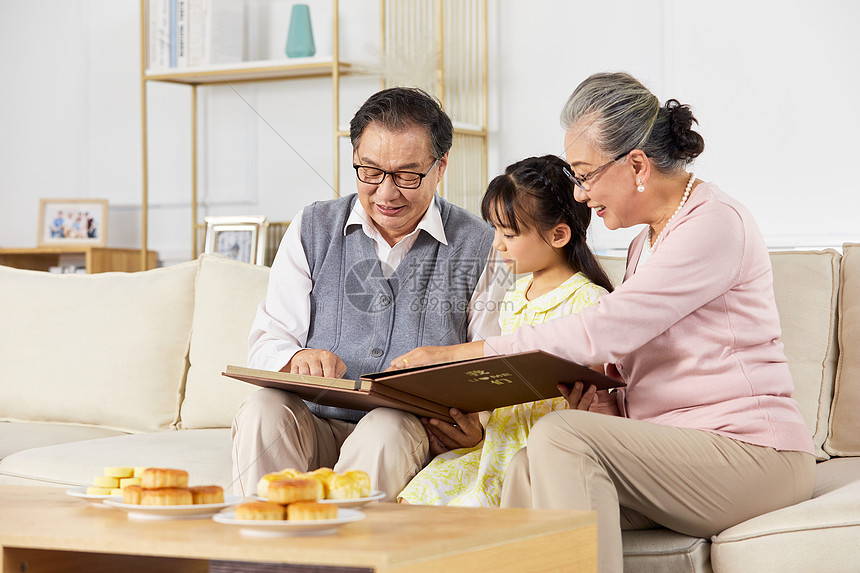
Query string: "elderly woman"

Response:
xmin=392 ymin=72 xmax=815 ymax=572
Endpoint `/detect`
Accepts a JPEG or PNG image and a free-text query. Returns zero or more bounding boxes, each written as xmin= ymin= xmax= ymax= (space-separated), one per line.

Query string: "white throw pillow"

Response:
xmin=770 ymin=250 xmax=840 ymax=460
xmin=0 ymin=261 xmax=198 ymax=433
xmin=179 ymin=255 xmax=270 ymax=429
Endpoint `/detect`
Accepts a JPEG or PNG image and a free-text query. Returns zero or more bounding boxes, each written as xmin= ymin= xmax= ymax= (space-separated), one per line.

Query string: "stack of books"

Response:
xmin=148 ymin=0 xmax=245 ymax=71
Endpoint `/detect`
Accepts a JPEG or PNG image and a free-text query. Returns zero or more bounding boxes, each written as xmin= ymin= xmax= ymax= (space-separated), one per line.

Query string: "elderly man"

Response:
xmin=231 ymin=87 xmax=508 ymax=498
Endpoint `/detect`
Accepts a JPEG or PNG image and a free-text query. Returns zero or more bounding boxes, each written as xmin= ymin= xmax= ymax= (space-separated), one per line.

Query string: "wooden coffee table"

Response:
xmin=0 ymin=485 xmax=596 ymax=572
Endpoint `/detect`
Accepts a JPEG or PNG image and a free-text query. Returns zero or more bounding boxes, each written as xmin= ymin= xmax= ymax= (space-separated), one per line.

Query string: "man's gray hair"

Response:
xmin=350 ymin=87 xmax=453 ymax=160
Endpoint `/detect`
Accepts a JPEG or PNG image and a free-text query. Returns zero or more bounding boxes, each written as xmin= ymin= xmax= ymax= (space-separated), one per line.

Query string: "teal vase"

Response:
xmin=285 ymin=4 xmax=316 ymax=58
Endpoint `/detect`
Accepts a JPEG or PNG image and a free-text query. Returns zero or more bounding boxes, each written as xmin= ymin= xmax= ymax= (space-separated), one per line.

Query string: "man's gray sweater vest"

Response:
xmin=300 ymin=194 xmax=494 ymax=421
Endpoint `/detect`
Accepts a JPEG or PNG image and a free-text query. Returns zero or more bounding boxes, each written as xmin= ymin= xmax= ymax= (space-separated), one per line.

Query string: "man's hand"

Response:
xmin=560 ymin=382 xmax=621 ymax=417
xmin=283 ymin=349 xmax=347 ymax=378
xmin=422 ymin=409 xmax=483 ymax=456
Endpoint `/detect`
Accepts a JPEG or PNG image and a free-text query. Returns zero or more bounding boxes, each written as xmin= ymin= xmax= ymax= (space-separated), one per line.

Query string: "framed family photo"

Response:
xmin=203 ymin=216 xmax=268 ymax=265
xmin=38 ymin=199 xmax=108 ymax=247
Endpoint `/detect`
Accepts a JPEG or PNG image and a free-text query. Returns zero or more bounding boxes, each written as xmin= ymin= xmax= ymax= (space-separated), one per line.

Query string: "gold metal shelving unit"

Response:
xmin=139 ymin=0 xmax=345 ymax=265
xmin=381 ymin=0 xmax=488 ymax=214
xmin=138 ymin=0 xmax=486 ymax=267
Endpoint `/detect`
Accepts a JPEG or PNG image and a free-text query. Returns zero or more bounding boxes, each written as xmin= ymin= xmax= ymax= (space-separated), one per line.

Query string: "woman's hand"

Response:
xmin=422 ymin=409 xmax=483 ymax=456
xmin=560 ymin=382 xmax=621 ymax=417
xmin=389 ymin=341 xmax=484 ymax=370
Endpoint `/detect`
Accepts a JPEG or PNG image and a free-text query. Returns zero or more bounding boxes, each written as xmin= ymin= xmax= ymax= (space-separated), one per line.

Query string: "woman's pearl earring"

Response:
xmin=637 ymin=178 xmax=645 ymax=193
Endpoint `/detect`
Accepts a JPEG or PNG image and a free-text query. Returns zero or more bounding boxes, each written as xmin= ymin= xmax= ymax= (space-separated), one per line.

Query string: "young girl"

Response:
xmin=397 ymin=154 xmax=615 ymax=507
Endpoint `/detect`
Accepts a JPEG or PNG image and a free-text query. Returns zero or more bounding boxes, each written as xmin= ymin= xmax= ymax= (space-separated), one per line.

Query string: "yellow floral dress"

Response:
xmin=398 ymin=272 xmax=608 ymax=506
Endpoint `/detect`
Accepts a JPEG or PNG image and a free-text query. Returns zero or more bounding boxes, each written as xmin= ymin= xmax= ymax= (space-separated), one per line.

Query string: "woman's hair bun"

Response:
xmin=664 ymin=99 xmax=704 ymax=161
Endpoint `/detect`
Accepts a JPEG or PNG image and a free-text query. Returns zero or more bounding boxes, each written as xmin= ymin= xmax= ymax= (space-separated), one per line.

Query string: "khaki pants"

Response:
xmin=500 ymin=410 xmax=815 ymax=573
xmin=231 ymin=388 xmax=430 ymax=499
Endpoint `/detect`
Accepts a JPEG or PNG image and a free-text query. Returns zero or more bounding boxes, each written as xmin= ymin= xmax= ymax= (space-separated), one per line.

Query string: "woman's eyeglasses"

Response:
xmin=564 ymin=151 xmax=631 ymax=191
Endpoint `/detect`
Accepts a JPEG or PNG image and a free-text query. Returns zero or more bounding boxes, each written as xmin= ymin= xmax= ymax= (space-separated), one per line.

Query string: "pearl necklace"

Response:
xmin=647 ymin=172 xmax=695 ymax=252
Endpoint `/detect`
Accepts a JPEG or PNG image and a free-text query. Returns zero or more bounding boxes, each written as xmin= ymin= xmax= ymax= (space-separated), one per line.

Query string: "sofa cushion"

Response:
xmin=179 ymin=255 xmax=270 ymax=429
xmin=598 ymin=255 xmax=627 ymax=287
xmin=0 ymin=428 xmax=233 ymax=489
xmin=711 ymin=457 xmax=860 ymax=572
xmin=0 ymin=421 xmax=128 ymax=460
xmin=0 ymin=261 xmax=198 ymax=433
xmin=622 ymin=529 xmax=711 ymax=573
xmin=825 ymin=243 xmax=860 ymax=456
xmin=769 ymin=250 xmax=841 ymax=460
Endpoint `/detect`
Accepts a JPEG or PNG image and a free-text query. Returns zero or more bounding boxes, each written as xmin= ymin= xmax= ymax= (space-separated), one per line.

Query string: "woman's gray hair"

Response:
xmin=560 ymin=72 xmax=704 ymax=173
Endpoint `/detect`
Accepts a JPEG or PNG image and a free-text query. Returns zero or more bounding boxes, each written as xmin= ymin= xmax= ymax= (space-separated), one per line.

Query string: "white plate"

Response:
xmin=102 ymin=495 xmax=242 ymax=520
xmin=213 ymin=508 xmax=365 ymax=537
xmin=254 ymin=490 xmax=386 ymax=508
xmin=317 ymin=490 xmax=385 ymax=508
xmin=66 ymin=486 xmax=122 ymax=501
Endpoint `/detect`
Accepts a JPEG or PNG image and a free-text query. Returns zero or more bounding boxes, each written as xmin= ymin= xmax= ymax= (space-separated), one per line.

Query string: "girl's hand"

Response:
xmin=559 ymin=382 xmax=621 ymax=417
xmin=388 ymin=341 xmax=484 ymax=370
xmin=421 ymin=409 xmax=483 ymax=456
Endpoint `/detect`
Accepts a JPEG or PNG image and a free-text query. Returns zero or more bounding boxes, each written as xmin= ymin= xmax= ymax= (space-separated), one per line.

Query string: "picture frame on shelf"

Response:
xmin=203 ymin=216 xmax=268 ymax=265
xmin=38 ymin=199 xmax=108 ymax=247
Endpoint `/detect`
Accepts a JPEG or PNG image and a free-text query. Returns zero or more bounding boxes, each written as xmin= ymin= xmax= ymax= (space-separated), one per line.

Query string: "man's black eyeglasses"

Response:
xmin=353 ymin=158 xmax=440 ymax=190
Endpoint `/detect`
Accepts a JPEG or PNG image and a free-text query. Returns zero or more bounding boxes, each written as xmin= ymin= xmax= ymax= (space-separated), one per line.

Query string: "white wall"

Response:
xmin=0 ymin=0 xmax=378 ymax=265
xmin=0 ymin=1 xmax=89 ymax=250
xmin=491 ymin=0 xmax=860 ymax=253
xmin=1 ymin=0 xmax=858 ymax=264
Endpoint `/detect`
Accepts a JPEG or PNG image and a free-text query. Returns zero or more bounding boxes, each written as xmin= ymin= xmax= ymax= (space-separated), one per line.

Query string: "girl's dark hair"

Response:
xmin=480 ymin=155 xmax=614 ymax=292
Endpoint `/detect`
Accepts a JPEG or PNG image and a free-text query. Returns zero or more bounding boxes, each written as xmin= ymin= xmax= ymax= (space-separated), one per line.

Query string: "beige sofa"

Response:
xmin=1 ymin=246 xmax=859 ymax=572
xmin=0 ymin=255 xmax=268 ymax=490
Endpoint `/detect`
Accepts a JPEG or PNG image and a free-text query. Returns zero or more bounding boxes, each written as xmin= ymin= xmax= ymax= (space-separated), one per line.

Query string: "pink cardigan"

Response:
xmin=484 ymin=182 xmax=814 ymax=455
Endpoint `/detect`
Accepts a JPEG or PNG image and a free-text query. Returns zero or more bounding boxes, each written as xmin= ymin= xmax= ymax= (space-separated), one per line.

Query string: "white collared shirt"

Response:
xmin=344 ymin=194 xmax=448 ymax=280
xmin=248 ymin=195 xmax=510 ymax=372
